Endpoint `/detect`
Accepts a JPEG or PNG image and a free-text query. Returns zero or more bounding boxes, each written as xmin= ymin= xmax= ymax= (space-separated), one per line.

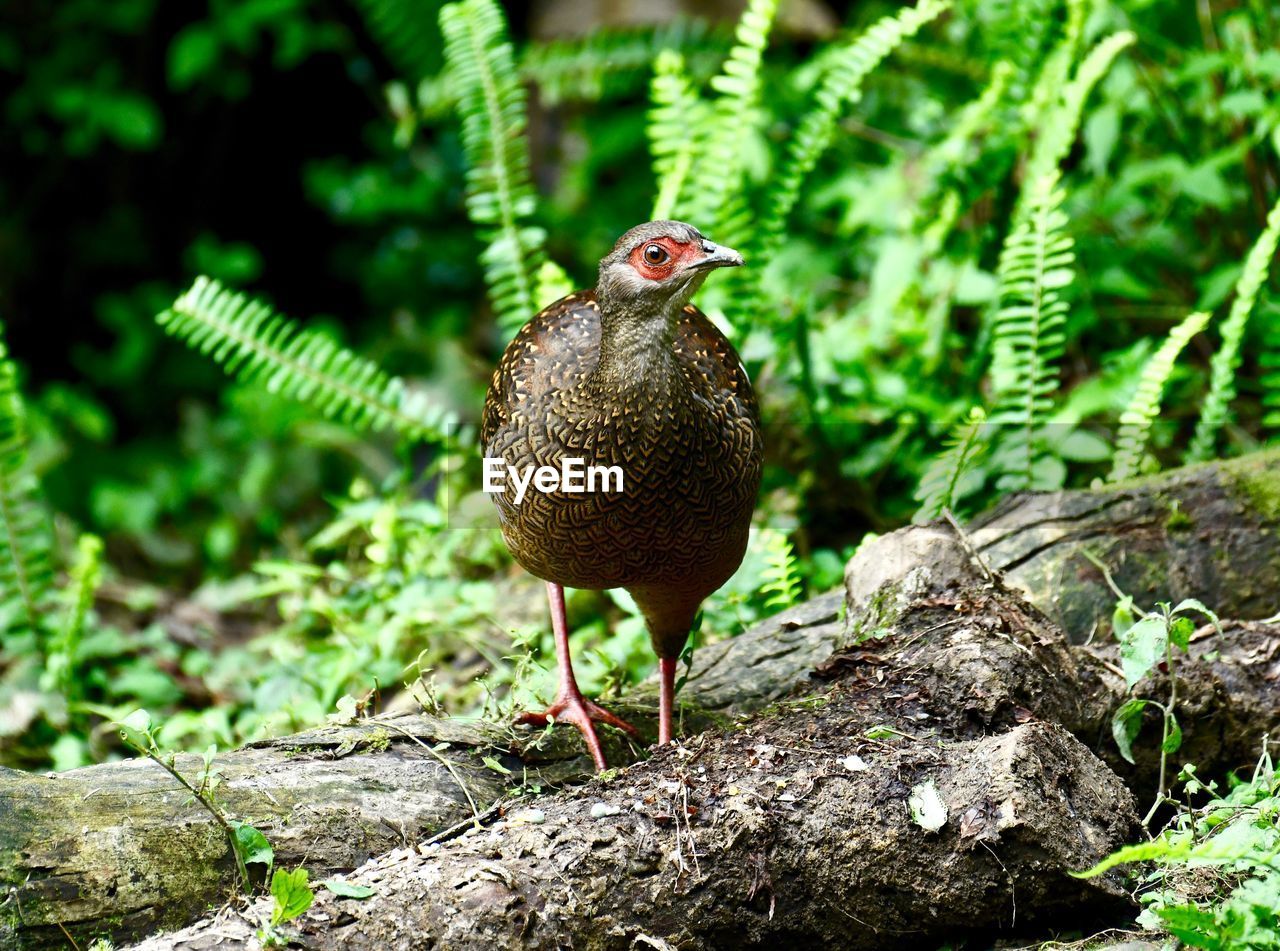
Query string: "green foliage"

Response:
xmin=157 ymin=277 xmax=458 ymax=443
xmin=758 ymin=531 xmax=802 ymax=611
xmin=269 ymin=868 xmax=314 ymax=926
xmin=987 ymin=171 xmax=1075 ymax=491
xmin=351 ymin=0 xmax=446 ymax=82
xmin=1110 ymin=311 xmax=1211 ymax=482
xmin=674 ymin=0 xmax=778 ymax=242
xmin=648 ymin=51 xmax=708 ymax=222
xmin=1077 ymin=749 xmax=1280 ymax=950
xmin=1187 ymin=196 xmax=1280 ymax=463
xmin=0 ymin=330 xmax=56 ymax=634
xmin=1095 ymin=564 xmax=1222 ymax=824
xmin=913 ymin=407 xmax=988 ymax=522
xmin=440 ymin=0 xmax=547 ymax=335
xmin=523 ymin=18 xmax=724 ymax=107
xmin=755 ymin=0 xmax=951 ymax=270
xmin=1265 ymin=301 xmax=1280 ymax=435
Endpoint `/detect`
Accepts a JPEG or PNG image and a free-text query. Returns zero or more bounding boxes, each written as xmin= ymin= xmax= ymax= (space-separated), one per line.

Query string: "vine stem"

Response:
xmin=1141 ymin=624 xmax=1178 ymax=830
xmin=139 ymin=746 xmax=252 ymax=892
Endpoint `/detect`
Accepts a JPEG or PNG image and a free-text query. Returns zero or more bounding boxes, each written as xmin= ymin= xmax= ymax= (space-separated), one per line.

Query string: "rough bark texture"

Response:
xmin=129 ymin=541 xmax=1140 ymax=950
xmin=970 ymin=448 xmax=1280 ymax=642
xmin=1 ymin=453 xmax=1278 ymax=949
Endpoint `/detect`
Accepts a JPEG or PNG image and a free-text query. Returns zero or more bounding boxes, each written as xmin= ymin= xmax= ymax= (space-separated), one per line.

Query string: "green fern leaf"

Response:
xmin=524 ymin=18 xmax=724 ymax=106
xmin=648 ymin=50 xmax=710 ymax=221
xmin=440 ymin=0 xmax=547 ymax=335
xmin=157 ymin=277 xmax=459 ymax=444
xmin=1186 ymin=195 xmax=1280 ymax=462
xmin=1019 ymin=30 xmax=1135 ymax=217
xmin=914 ymin=406 xmax=990 ymax=522
xmin=758 ymin=0 xmax=950 ymax=262
xmin=1262 ymin=299 xmax=1280 ymax=435
xmin=988 ymin=171 xmax=1074 ymax=491
xmin=675 ymin=0 xmax=778 ymax=239
xmin=1109 ymin=311 xmax=1210 ymax=482
xmin=352 ymin=0 xmax=447 ymax=82
xmin=758 ymin=530 xmax=801 ymax=611
xmin=0 ymin=336 xmax=56 ymax=634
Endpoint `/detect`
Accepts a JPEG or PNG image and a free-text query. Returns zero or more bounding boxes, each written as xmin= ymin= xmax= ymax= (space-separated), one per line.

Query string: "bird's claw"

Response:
xmin=516 ymin=693 xmax=639 ymax=771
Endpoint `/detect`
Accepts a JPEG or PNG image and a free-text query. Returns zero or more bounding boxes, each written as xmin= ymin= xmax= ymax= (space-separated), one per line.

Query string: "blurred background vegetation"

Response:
xmin=2 ymin=0 xmax=1279 ymax=781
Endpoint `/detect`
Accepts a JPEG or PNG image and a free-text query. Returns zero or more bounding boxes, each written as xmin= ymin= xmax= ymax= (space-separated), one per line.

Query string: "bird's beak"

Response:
xmin=691 ymin=241 xmax=744 ymax=270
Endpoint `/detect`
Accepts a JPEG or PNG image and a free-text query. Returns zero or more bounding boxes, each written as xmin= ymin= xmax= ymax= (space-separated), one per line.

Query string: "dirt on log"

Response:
xmin=1 ymin=452 xmax=1277 ymax=949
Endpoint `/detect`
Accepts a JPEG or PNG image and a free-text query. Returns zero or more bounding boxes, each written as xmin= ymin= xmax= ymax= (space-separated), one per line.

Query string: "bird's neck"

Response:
xmin=589 ymin=296 xmax=683 ymax=393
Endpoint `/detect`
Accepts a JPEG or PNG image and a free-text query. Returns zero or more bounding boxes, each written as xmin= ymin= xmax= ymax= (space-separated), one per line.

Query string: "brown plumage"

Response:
xmin=481 ymin=220 xmax=763 ymax=768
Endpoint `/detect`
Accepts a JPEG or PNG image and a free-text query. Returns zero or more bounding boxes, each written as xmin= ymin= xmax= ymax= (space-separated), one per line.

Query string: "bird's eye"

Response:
xmin=643 ymin=244 xmax=669 ymax=265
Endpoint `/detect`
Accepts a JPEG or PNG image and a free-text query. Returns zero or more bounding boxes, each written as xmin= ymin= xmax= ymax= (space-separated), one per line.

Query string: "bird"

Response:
xmin=481 ymin=220 xmax=763 ymax=770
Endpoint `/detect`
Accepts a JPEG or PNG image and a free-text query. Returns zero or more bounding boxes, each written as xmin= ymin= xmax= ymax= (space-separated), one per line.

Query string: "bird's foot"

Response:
xmin=516 ymin=693 xmax=639 ymax=770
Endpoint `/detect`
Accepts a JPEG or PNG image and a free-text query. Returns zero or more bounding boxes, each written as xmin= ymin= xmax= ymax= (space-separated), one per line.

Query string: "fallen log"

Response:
xmin=2 ymin=453 xmax=1277 ymax=949
xmin=129 ymin=543 xmax=1139 ymax=950
xmin=970 ymin=449 xmax=1280 ymax=642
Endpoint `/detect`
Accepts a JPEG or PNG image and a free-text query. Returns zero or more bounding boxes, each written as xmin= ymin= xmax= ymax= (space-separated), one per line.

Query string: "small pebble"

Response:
xmin=590 ymin=802 xmax=622 ymax=819
xmin=513 ymin=808 xmax=546 ymax=824
xmin=840 ymin=755 xmax=869 ymax=772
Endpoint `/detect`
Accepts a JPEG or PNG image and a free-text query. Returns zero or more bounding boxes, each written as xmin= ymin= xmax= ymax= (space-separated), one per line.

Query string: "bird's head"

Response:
xmin=596 ymin=220 xmax=743 ymax=313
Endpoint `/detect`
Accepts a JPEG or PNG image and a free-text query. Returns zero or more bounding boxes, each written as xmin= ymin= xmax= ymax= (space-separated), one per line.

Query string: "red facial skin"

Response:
xmin=627 ymin=236 xmax=704 ymax=282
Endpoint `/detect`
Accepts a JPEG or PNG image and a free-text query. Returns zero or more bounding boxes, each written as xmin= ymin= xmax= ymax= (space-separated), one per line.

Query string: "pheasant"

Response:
xmin=481 ymin=220 xmax=763 ymax=769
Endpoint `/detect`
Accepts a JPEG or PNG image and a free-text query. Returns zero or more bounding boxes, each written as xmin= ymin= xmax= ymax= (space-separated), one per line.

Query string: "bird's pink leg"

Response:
xmin=516 ymin=582 xmax=638 ymax=771
xmin=658 ymin=656 xmax=678 ymax=746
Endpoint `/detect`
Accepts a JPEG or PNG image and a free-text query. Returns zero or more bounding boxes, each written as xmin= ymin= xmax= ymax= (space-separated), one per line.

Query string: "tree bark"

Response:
xmin=1 ymin=452 xmax=1277 ymax=949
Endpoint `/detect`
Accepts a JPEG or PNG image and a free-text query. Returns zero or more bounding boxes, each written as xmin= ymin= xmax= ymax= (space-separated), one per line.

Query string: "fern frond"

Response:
xmin=158 ymin=277 xmax=459 ymax=444
xmin=42 ymin=533 xmax=102 ymax=698
xmin=1262 ymin=300 xmax=1280 ymax=435
xmin=914 ymin=407 xmax=990 ymax=522
xmin=1020 ymin=30 xmax=1135 ymax=216
xmin=352 ymin=0 xmax=447 ymax=82
xmin=0 ymin=336 xmax=56 ymax=634
xmin=759 ymin=531 xmax=801 ymax=611
xmin=1186 ymin=195 xmax=1280 ymax=462
xmin=441 ymin=0 xmax=546 ymax=335
xmin=675 ymin=0 xmax=778 ymax=238
xmin=534 ymin=260 xmax=574 ymax=309
xmin=988 ymin=172 xmax=1074 ymax=491
xmin=1109 ymin=311 xmax=1210 ymax=482
xmin=524 ymin=18 xmax=724 ymax=106
xmin=757 ymin=0 xmax=950 ymax=260
xmin=648 ymin=50 xmax=710 ymax=221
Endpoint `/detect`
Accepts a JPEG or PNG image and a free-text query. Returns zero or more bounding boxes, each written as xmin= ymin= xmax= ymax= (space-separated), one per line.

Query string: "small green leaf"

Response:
xmin=1169 ymin=616 xmax=1194 ymax=652
xmin=1112 ymin=596 xmax=1136 ymax=638
xmin=121 ymin=708 xmax=153 ymax=735
xmin=1111 ymin=698 xmax=1149 ymax=764
xmin=1171 ymin=598 xmax=1222 ymax=635
xmin=1120 ymin=616 xmax=1168 ymax=688
xmin=1162 ymin=712 xmax=1182 ymax=755
xmin=320 ymin=879 xmax=376 ymax=899
xmin=232 ymin=822 xmax=274 ymax=872
xmin=270 ymin=868 xmax=314 ymax=926
xmin=481 ymin=756 xmax=512 ymax=775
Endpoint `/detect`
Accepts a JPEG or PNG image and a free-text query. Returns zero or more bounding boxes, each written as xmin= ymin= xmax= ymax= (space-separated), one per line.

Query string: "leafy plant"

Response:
xmin=1187 ymin=196 xmax=1280 ymax=463
xmin=1076 ymin=746 xmax=1280 ymax=950
xmin=0 ymin=329 xmax=56 ymax=634
xmin=439 ymin=0 xmax=550 ymax=335
xmin=157 ymin=277 xmax=459 ymax=444
xmin=116 ymin=708 xmax=273 ymax=892
xmin=1109 ymin=311 xmax=1211 ymax=482
xmin=1091 ymin=560 xmax=1222 ymax=826
xmin=914 ymin=407 xmax=989 ymax=522
xmin=986 ymin=171 xmax=1075 ymax=490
